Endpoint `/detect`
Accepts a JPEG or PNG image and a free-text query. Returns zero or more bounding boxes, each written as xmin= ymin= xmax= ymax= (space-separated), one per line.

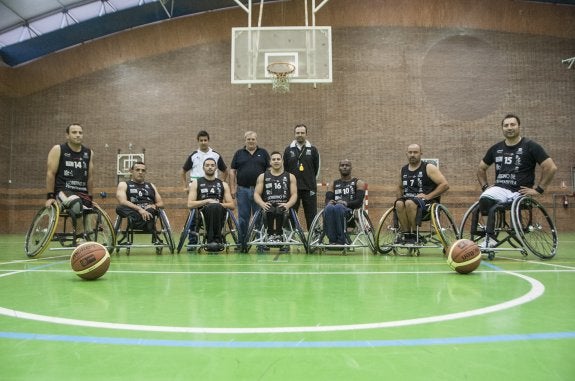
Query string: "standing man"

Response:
xmin=323 ymin=159 xmax=366 ymax=245
xmin=187 ymin=158 xmax=235 ymax=251
xmin=395 ymin=144 xmax=449 ymax=243
xmin=283 ymin=123 xmax=320 ymax=230
xmin=116 ymin=162 xmax=165 ymax=235
xmin=181 ymin=130 xmax=228 ymax=246
xmin=254 ymin=152 xmax=298 ymax=246
xmin=229 ymin=131 xmax=270 ymax=247
xmin=181 ymin=130 xmax=228 ymax=192
xmin=45 ymin=123 xmax=94 ymax=233
xmin=476 ymin=113 xmax=557 ymax=248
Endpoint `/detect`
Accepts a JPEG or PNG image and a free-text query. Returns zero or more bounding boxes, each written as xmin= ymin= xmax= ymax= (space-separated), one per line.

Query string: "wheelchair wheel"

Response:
xmin=288 ymin=209 xmax=309 ymax=253
xmin=375 ymin=207 xmax=397 ymax=254
xmin=512 ymin=197 xmax=558 ymax=260
xmin=458 ymin=201 xmax=485 ymax=244
xmin=158 ymin=209 xmax=175 ymax=254
xmin=83 ymin=204 xmax=116 ymax=252
xmin=24 ymin=204 xmax=60 ymax=258
xmin=431 ymin=203 xmax=459 ymax=252
xmin=245 ymin=210 xmax=264 ymax=253
xmin=223 ymin=211 xmax=240 ymax=251
xmin=307 ymin=209 xmax=326 ymax=254
xmin=177 ymin=209 xmax=195 ymax=253
xmin=357 ymin=209 xmax=377 ymax=254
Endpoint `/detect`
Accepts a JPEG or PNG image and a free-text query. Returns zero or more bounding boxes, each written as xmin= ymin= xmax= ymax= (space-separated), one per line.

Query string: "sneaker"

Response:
xmin=479 ymin=237 xmax=497 ymax=249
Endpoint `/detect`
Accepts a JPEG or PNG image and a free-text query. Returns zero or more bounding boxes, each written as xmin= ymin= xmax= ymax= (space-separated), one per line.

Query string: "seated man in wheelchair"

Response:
xmin=475 ymin=113 xmax=557 ymax=249
xmin=115 ymin=161 xmax=165 ymax=241
xmin=45 ymin=123 xmax=95 ymax=235
xmin=187 ymin=158 xmax=235 ymax=252
xmin=323 ymin=159 xmax=366 ymax=245
xmin=395 ymin=143 xmax=449 ymax=244
xmin=253 ymin=151 xmax=298 ymax=246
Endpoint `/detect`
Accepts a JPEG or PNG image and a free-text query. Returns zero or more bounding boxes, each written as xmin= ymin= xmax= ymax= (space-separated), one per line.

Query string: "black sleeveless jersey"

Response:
xmin=126 ymin=180 xmax=156 ymax=205
xmin=401 ymin=162 xmax=437 ymax=200
xmin=263 ymin=170 xmax=291 ymax=204
xmin=482 ymin=138 xmax=549 ymax=192
xmin=333 ymin=178 xmax=358 ymax=203
xmin=196 ymin=177 xmax=224 ymax=202
xmin=55 ymin=143 xmax=91 ymax=194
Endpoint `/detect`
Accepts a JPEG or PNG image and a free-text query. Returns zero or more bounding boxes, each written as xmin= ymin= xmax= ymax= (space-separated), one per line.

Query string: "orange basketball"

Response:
xmin=447 ymin=239 xmax=481 ymax=274
xmin=70 ymin=242 xmax=110 ymax=280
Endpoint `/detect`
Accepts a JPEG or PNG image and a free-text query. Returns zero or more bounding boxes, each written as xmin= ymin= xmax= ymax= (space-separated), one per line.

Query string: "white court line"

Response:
xmin=0 ymin=268 xmax=545 ymax=334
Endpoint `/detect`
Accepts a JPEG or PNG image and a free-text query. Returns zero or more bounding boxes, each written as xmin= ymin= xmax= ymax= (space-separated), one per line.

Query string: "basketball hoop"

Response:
xmin=267 ymin=62 xmax=295 ymax=93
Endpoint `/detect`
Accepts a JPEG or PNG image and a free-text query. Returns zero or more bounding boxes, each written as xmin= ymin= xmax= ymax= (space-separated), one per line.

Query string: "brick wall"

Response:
xmin=0 ymin=0 xmax=574 ymax=234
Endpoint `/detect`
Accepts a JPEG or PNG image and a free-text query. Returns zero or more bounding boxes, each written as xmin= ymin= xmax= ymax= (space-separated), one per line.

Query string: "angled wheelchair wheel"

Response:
xmin=158 ymin=209 xmax=175 ymax=254
xmin=431 ymin=203 xmax=459 ymax=253
xmin=287 ymin=209 xmax=308 ymax=253
xmin=307 ymin=209 xmax=326 ymax=254
xmin=375 ymin=207 xmax=397 ymax=254
xmin=512 ymin=197 xmax=558 ymax=259
xmin=357 ymin=209 xmax=377 ymax=254
xmin=24 ymin=204 xmax=60 ymax=258
xmin=458 ymin=201 xmax=486 ymax=244
xmin=177 ymin=209 xmax=195 ymax=253
xmin=245 ymin=209 xmax=265 ymax=253
xmin=223 ymin=210 xmax=241 ymax=251
xmin=83 ymin=203 xmax=116 ymax=252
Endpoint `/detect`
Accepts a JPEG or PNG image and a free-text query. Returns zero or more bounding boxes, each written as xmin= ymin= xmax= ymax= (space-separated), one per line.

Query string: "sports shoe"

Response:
xmin=479 ymin=237 xmax=497 ymax=249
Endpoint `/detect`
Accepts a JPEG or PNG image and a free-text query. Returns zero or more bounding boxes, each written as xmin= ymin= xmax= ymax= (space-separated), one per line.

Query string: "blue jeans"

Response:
xmin=236 ymin=186 xmax=260 ymax=245
xmin=323 ymin=203 xmax=350 ymax=244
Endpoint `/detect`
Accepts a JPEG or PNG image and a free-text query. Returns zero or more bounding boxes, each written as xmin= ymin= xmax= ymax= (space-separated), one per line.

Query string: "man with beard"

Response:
xmin=476 ymin=113 xmax=556 ymax=249
xmin=395 ymin=144 xmax=449 ymax=244
xmin=187 ymin=158 xmax=234 ymax=251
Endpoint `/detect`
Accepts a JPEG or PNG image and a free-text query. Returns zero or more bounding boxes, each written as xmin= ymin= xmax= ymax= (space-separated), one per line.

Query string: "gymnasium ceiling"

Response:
xmin=0 ymin=0 xmax=573 ymax=67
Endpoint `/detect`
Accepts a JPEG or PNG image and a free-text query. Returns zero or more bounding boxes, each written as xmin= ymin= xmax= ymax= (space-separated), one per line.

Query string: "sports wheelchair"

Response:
xmin=307 ymin=207 xmax=377 ymax=254
xmin=176 ymin=208 xmax=240 ymax=253
xmin=459 ymin=196 xmax=558 ymax=260
xmin=376 ymin=202 xmax=458 ymax=256
xmin=244 ymin=208 xmax=308 ymax=254
xmin=25 ymin=202 xmax=116 ymax=258
xmin=113 ymin=208 xmax=175 ymax=255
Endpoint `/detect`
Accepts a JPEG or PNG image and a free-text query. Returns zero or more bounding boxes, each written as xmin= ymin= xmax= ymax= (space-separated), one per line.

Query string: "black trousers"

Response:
xmin=293 ymin=189 xmax=317 ymax=230
xmin=116 ymin=205 xmax=157 ymax=232
xmin=202 ymin=204 xmax=226 ymax=244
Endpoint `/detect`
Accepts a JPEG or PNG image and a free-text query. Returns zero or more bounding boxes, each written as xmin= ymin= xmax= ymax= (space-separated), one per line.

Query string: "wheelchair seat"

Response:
xmin=459 ymin=196 xmax=557 ymax=260
xmin=113 ymin=208 xmax=175 ymax=255
xmin=307 ymin=207 xmax=376 ymax=254
xmin=25 ymin=201 xmax=116 ymax=258
xmin=176 ymin=208 xmax=240 ymax=254
xmin=244 ymin=208 xmax=308 ymax=254
xmin=376 ymin=202 xmax=458 ymax=256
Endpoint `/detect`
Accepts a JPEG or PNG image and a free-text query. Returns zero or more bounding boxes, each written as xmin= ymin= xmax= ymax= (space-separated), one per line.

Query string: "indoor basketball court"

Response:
xmin=0 ymin=0 xmax=574 ymax=380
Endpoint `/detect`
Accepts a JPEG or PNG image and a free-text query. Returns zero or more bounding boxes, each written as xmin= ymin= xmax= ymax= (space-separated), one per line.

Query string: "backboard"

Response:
xmin=231 ymin=26 xmax=332 ymax=85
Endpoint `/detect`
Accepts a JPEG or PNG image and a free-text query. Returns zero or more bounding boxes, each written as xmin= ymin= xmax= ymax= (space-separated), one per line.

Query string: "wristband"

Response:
xmin=47 ymin=192 xmax=56 ymax=200
xmin=481 ymin=184 xmax=489 ymax=191
xmin=535 ymin=186 xmax=544 ymax=194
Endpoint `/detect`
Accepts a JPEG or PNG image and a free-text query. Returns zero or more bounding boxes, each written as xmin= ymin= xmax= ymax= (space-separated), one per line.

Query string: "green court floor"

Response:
xmin=1 ymin=234 xmax=574 ymax=380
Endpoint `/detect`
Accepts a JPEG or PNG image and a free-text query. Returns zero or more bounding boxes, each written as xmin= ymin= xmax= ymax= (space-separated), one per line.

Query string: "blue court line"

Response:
xmin=1 ymin=331 xmax=574 ymax=348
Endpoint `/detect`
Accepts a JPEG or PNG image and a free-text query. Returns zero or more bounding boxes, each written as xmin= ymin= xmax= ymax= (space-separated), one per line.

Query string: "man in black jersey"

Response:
xmin=395 ymin=144 xmax=449 ymax=243
xmin=254 ymin=151 xmax=298 ymax=245
xmin=181 ymin=130 xmax=228 ymax=246
xmin=116 ymin=162 xmax=165 ymax=235
xmin=476 ymin=113 xmax=557 ymax=248
xmin=283 ymin=124 xmax=320 ymax=230
xmin=187 ymin=158 xmax=234 ymax=251
xmin=45 ymin=124 xmax=94 ymax=233
xmin=324 ymin=160 xmax=366 ymax=245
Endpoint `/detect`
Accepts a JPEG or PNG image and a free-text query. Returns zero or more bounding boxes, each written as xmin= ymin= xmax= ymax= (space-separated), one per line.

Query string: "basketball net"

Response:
xmin=267 ymin=62 xmax=295 ymax=93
